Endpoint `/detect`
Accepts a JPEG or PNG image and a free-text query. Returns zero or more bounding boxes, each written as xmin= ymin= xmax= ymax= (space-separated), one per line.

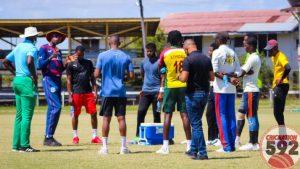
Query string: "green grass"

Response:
xmin=0 ymin=99 xmax=299 ymax=169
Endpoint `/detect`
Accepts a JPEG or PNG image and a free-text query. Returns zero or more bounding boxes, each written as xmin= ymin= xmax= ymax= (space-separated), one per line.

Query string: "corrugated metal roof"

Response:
xmin=160 ymin=10 xmax=293 ymax=35
xmin=238 ymin=20 xmax=298 ymax=33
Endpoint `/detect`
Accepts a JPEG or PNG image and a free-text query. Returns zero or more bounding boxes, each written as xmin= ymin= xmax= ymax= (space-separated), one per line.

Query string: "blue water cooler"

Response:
xmin=139 ymin=123 xmax=174 ymax=145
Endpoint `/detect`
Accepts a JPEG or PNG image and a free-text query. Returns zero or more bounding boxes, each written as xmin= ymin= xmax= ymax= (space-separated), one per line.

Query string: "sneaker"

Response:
xmin=12 ymin=148 xmax=20 ymax=152
xmin=44 ymin=137 xmax=62 ymax=146
xmin=169 ymin=139 xmax=175 ymax=145
xmin=185 ymin=150 xmax=197 ymax=158
xmin=91 ymin=136 xmax=102 ymax=144
xmin=156 ymin=146 xmax=169 ymax=155
xmin=212 ymin=139 xmax=222 ymax=147
xmin=73 ymin=137 xmax=79 ymax=144
xmin=216 ymin=148 xmax=231 ymax=153
xmin=235 ymin=138 xmax=241 ymax=148
xmin=129 ymin=136 xmax=140 ymax=145
xmin=239 ymin=143 xmax=260 ymax=151
xmin=206 ymin=140 xmax=213 ymax=146
xmin=19 ymin=146 xmax=40 ymax=153
xmin=98 ymin=147 xmax=108 ymax=155
xmin=120 ymin=147 xmax=131 ymax=155
xmin=193 ymin=155 xmax=208 ymax=160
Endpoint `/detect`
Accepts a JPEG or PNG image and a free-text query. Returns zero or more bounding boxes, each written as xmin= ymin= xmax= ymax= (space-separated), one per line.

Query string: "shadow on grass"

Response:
xmin=209 ymin=156 xmax=250 ymax=160
xmin=42 ymin=148 xmax=85 ymax=152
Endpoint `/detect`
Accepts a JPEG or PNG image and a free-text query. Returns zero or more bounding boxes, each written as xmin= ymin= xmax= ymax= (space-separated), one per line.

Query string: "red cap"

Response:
xmin=264 ymin=39 xmax=278 ymax=50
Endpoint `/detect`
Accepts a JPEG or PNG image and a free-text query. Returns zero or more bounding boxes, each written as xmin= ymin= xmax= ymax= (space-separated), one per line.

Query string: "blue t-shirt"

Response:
xmin=140 ymin=57 xmax=160 ymax=93
xmin=96 ymin=49 xmax=134 ymax=97
xmin=5 ymin=39 xmax=38 ymax=77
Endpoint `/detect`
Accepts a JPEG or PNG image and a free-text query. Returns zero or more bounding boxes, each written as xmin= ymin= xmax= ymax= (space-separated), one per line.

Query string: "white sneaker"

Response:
xmin=98 ymin=147 xmax=108 ymax=155
xmin=239 ymin=143 xmax=260 ymax=151
xmin=235 ymin=138 xmax=242 ymax=148
xmin=212 ymin=139 xmax=222 ymax=147
xmin=206 ymin=140 xmax=213 ymax=146
xmin=156 ymin=146 xmax=169 ymax=155
xmin=120 ymin=147 xmax=131 ymax=155
xmin=216 ymin=148 xmax=231 ymax=153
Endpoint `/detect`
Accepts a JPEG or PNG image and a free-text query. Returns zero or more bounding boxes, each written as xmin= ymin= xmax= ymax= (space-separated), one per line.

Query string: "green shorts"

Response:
xmin=162 ymin=87 xmax=187 ymax=113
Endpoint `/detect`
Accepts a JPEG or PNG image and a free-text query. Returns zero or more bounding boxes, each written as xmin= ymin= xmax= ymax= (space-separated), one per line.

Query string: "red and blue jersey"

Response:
xmin=38 ymin=44 xmax=64 ymax=78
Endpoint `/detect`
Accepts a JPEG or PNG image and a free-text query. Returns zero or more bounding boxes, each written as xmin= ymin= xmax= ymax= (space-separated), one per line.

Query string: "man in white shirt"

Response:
xmin=212 ymin=32 xmax=240 ymax=153
xmin=233 ymin=36 xmax=261 ymax=151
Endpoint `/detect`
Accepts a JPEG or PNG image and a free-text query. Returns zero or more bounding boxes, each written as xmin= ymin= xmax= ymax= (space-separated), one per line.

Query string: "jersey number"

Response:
xmin=174 ymin=61 xmax=183 ymax=73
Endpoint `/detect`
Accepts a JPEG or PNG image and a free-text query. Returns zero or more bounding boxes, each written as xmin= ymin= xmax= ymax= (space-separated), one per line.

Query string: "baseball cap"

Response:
xmin=264 ymin=39 xmax=278 ymax=50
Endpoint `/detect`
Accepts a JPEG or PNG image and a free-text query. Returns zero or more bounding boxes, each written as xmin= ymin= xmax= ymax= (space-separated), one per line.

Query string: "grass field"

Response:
xmin=0 ymin=99 xmax=300 ymax=169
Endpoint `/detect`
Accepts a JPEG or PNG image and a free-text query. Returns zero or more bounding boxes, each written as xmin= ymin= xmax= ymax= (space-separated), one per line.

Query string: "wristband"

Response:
xmin=159 ymin=87 xmax=164 ymax=93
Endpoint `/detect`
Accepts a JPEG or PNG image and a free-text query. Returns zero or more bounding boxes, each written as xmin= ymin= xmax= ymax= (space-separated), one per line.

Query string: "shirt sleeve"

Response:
xmin=241 ymin=56 xmax=254 ymax=73
xmin=159 ymin=48 xmax=167 ymax=68
xmin=211 ymin=50 xmax=219 ymax=73
xmin=95 ymin=53 xmax=102 ymax=69
xmin=279 ymin=54 xmax=289 ymax=67
xmin=5 ymin=49 xmax=15 ymax=63
xmin=182 ymin=57 xmax=190 ymax=72
xmin=127 ymin=55 xmax=134 ymax=73
xmin=38 ymin=46 xmax=50 ymax=69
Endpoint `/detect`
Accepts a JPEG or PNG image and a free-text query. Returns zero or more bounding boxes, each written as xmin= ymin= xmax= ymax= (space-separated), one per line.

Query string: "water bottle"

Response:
xmin=156 ymin=101 xmax=162 ymax=113
xmin=223 ymin=75 xmax=229 ymax=87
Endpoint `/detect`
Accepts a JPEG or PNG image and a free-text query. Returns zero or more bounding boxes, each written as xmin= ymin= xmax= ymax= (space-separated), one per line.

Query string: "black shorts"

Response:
xmin=100 ymin=97 xmax=127 ymax=117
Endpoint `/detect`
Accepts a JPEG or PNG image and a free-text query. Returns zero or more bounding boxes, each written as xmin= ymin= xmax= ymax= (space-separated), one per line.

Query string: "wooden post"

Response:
xmin=67 ymin=26 xmax=72 ymax=55
xmin=105 ymin=23 xmax=109 ymax=50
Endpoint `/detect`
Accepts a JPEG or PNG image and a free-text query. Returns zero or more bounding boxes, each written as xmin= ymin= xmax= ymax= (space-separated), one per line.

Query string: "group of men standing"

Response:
xmin=3 ymin=26 xmax=291 ymax=158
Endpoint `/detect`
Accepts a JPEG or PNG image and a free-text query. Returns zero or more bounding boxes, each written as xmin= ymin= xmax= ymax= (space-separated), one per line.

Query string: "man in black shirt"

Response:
xmin=66 ymin=46 xmax=102 ymax=145
xmin=178 ymin=39 xmax=214 ymax=160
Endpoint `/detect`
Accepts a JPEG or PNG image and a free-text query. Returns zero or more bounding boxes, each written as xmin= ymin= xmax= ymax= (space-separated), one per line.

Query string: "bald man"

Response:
xmin=178 ymin=39 xmax=213 ymax=160
xmin=95 ymin=35 xmax=134 ymax=155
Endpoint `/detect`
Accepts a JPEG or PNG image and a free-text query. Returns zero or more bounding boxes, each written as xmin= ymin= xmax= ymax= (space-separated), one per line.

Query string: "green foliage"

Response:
xmin=125 ymin=28 xmax=167 ymax=55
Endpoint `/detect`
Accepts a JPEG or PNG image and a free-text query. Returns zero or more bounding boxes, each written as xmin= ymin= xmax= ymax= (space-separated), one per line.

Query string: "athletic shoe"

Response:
xmin=129 ymin=136 xmax=140 ymax=145
xmin=206 ymin=140 xmax=214 ymax=146
xmin=185 ymin=150 xmax=197 ymax=158
xmin=239 ymin=143 xmax=260 ymax=151
xmin=19 ymin=146 xmax=40 ymax=153
xmin=212 ymin=139 xmax=222 ymax=147
xmin=192 ymin=155 xmax=208 ymax=160
xmin=156 ymin=146 xmax=169 ymax=155
xmin=216 ymin=148 xmax=231 ymax=153
xmin=44 ymin=137 xmax=62 ymax=146
xmin=169 ymin=139 xmax=175 ymax=145
xmin=235 ymin=138 xmax=241 ymax=148
xmin=98 ymin=147 xmax=108 ymax=155
xmin=12 ymin=148 xmax=20 ymax=152
xmin=91 ymin=136 xmax=102 ymax=144
xmin=120 ymin=147 xmax=131 ymax=155
xmin=73 ymin=137 xmax=79 ymax=144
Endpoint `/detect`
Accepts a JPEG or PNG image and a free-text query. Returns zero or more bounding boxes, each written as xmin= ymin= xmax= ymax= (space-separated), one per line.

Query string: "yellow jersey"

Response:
xmin=159 ymin=48 xmax=187 ymax=88
xmin=271 ymin=51 xmax=289 ymax=88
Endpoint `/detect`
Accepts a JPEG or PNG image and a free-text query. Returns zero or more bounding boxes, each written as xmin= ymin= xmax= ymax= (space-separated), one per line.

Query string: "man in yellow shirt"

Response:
xmin=264 ymin=39 xmax=291 ymax=125
xmin=156 ymin=30 xmax=191 ymax=154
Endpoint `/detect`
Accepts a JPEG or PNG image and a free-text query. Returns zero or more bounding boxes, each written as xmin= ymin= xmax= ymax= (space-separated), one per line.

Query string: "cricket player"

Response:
xmin=156 ymin=30 xmax=192 ymax=154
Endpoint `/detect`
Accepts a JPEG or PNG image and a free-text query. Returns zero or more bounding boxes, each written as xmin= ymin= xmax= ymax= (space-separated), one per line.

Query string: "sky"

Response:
xmin=0 ymin=0 xmax=291 ymax=49
xmin=0 ymin=0 xmax=290 ymax=19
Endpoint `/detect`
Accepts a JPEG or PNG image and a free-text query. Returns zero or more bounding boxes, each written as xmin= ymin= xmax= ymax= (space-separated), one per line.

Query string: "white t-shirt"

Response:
xmin=212 ymin=45 xmax=241 ymax=94
xmin=241 ymin=52 xmax=261 ymax=92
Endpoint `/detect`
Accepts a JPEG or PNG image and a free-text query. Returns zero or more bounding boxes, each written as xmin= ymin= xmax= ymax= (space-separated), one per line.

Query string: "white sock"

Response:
xmin=186 ymin=140 xmax=192 ymax=150
xmin=73 ymin=130 xmax=78 ymax=138
xmin=102 ymin=137 xmax=108 ymax=149
xmin=92 ymin=129 xmax=97 ymax=139
xmin=121 ymin=136 xmax=127 ymax=149
xmin=235 ymin=136 xmax=240 ymax=141
xmin=163 ymin=140 xmax=169 ymax=149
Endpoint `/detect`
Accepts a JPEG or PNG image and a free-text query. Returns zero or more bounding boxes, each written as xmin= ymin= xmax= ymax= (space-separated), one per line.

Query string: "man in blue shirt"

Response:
xmin=132 ymin=43 xmax=161 ymax=143
xmin=39 ymin=31 xmax=66 ymax=146
xmin=3 ymin=27 xmax=42 ymax=152
xmin=95 ymin=35 xmax=134 ymax=155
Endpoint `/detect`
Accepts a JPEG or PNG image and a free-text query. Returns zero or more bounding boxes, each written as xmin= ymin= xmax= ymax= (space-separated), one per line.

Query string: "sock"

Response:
xmin=237 ymin=119 xmax=245 ymax=137
xmin=102 ymin=137 xmax=108 ymax=149
xmin=186 ymin=140 xmax=192 ymax=150
xmin=121 ymin=136 xmax=127 ymax=149
xmin=250 ymin=131 xmax=259 ymax=144
xmin=235 ymin=136 xmax=240 ymax=142
xmin=163 ymin=140 xmax=169 ymax=149
xmin=73 ymin=130 xmax=78 ymax=138
xmin=92 ymin=129 xmax=97 ymax=139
